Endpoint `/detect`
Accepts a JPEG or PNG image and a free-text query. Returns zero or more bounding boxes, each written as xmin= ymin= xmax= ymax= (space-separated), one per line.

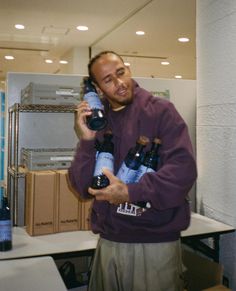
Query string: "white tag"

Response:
xmin=116 ymin=202 xmax=145 ymax=216
xmin=50 ymin=156 xmax=73 ymax=161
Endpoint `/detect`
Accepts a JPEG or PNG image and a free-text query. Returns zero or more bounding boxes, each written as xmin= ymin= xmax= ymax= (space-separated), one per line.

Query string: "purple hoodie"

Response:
xmin=68 ymin=80 xmax=197 ymax=243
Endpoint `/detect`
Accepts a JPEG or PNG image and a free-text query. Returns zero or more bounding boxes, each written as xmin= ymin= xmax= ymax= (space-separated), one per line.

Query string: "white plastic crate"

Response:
xmin=21 ymin=147 xmax=75 ymax=170
xmin=21 ymin=82 xmax=81 ymax=105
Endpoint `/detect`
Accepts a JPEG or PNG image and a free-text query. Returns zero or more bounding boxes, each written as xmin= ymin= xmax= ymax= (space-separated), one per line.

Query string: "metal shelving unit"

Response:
xmin=7 ymin=103 xmax=76 ymax=225
xmin=0 ymin=91 xmax=5 ymax=200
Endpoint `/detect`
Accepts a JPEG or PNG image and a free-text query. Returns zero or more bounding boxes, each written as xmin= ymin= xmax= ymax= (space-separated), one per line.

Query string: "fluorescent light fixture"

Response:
xmin=76 ymin=25 xmax=88 ymax=31
xmin=45 ymin=59 xmax=53 ymax=64
xmin=161 ymin=61 xmax=170 ymax=65
xmin=136 ymin=31 xmax=145 ymax=35
xmin=175 ymin=75 xmax=182 ymax=79
xmin=15 ymin=24 xmax=25 ymax=30
xmin=178 ymin=37 xmax=190 ymax=42
xmin=59 ymin=60 xmax=68 ymax=64
xmin=4 ymin=55 xmax=14 ymax=60
xmin=124 ymin=62 xmax=130 ymax=66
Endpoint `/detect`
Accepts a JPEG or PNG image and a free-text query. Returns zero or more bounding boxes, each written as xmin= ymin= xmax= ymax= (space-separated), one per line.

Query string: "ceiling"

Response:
xmin=0 ymin=0 xmax=196 ymax=87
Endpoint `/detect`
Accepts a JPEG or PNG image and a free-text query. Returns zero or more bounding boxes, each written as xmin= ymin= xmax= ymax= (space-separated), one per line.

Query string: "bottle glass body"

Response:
xmin=135 ymin=138 xmax=161 ymax=182
xmin=116 ymin=136 xmax=149 ymax=184
xmin=0 ymin=197 xmax=12 ymax=251
xmin=91 ymin=132 xmax=114 ymax=189
xmin=83 ymin=78 xmax=107 ymax=131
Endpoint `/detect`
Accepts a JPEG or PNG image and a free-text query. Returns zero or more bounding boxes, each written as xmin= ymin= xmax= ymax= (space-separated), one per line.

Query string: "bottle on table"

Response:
xmin=91 ymin=130 xmax=114 ymax=189
xmin=135 ymin=137 xmax=161 ymax=182
xmin=0 ymin=195 xmax=12 ymax=251
xmin=82 ymin=77 xmax=107 ymax=131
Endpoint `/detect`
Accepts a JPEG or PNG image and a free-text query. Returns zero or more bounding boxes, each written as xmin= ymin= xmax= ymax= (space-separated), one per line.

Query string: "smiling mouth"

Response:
xmin=117 ymin=88 xmax=128 ymax=96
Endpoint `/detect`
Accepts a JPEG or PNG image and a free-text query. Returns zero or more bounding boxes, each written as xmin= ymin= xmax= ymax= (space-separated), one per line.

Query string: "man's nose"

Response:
xmin=113 ymin=77 xmax=123 ymax=87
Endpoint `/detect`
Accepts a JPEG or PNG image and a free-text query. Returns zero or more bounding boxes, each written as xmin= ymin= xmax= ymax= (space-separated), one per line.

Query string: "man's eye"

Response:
xmin=117 ymin=69 xmax=125 ymax=76
xmin=104 ymin=78 xmax=112 ymax=84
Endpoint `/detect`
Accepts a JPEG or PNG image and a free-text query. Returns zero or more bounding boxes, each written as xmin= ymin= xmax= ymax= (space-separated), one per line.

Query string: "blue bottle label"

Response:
xmin=117 ymin=163 xmax=138 ymax=183
xmin=135 ymin=165 xmax=155 ymax=182
xmin=84 ymin=92 xmax=103 ymax=110
xmin=146 ymin=167 xmax=155 ymax=173
xmin=0 ymin=220 xmax=12 ymax=241
xmin=94 ymin=152 xmax=114 ymax=176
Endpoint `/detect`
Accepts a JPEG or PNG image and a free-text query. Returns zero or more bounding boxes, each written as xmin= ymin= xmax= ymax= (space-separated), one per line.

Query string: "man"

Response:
xmin=69 ymin=51 xmax=197 ymax=291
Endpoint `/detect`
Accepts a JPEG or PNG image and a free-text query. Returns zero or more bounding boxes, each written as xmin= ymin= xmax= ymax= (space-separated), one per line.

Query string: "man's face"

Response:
xmin=91 ymin=53 xmax=134 ymax=109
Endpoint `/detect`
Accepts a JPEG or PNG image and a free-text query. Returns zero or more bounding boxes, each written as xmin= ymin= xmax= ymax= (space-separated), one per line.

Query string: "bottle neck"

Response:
xmin=151 ymin=143 xmax=161 ymax=154
xmin=134 ymin=143 xmax=146 ymax=154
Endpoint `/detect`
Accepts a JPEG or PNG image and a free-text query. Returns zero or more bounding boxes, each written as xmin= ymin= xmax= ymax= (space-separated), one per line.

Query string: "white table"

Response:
xmin=0 ymin=213 xmax=234 ymax=262
xmin=0 ymin=229 xmax=99 ymax=260
xmin=181 ymin=213 xmax=235 ymax=262
xmin=182 ymin=213 xmax=234 ymax=237
xmin=0 ymin=256 xmax=67 ymax=291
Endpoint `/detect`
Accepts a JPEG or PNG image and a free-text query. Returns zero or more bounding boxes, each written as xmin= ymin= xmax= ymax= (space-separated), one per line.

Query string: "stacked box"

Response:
xmin=25 ymin=170 xmax=57 ymax=236
xmin=79 ymin=198 xmax=93 ymax=230
xmin=55 ymin=170 xmax=80 ymax=232
xmin=21 ymin=148 xmax=75 ymax=171
xmin=21 ymin=82 xmax=81 ymax=105
xmin=25 ymin=169 xmax=93 ymax=236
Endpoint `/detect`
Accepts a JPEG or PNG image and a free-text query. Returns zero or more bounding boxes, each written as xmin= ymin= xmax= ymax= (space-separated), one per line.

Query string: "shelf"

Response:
xmin=8 ymin=166 xmax=26 ymax=178
xmin=7 ymin=102 xmax=79 ymax=225
xmin=9 ymin=103 xmax=77 ymax=113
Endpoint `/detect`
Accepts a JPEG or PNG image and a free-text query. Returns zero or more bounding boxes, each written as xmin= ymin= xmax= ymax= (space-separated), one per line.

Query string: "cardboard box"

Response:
xmin=78 ymin=198 xmax=93 ymax=230
xmin=25 ymin=169 xmax=93 ymax=235
xmin=55 ymin=170 xmax=80 ymax=232
xmin=25 ymin=170 xmax=56 ymax=236
xmin=182 ymin=249 xmax=224 ymax=291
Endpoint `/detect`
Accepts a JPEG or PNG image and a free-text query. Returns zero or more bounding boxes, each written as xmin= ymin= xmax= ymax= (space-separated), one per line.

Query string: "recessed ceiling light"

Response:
xmin=15 ymin=24 xmax=25 ymax=30
xmin=4 ymin=55 xmax=15 ymax=60
xmin=59 ymin=60 xmax=68 ymax=64
xmin=124 ymin=62 xmax=130 ymax=66
xmin=178 ymin=37 xmax=190 ymax=42
xmin=76 ymin=26 xmax=88 ymax=31
xmin=161 ymin=61 xmax=170 ymax=65
xmin=45 ymin=59 xmax=53 ymax=64
xmin=136 ymin=31 xmax=145 ymax=35
xmin=175 ymin=75 xmax=182 ymax=79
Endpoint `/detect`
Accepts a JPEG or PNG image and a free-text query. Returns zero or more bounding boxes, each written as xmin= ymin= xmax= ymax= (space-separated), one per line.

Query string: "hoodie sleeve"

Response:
xmin=128 ymin=102 xmax=197 ymax=210
xmin=68 ymin=139 xmax=97 ymax=198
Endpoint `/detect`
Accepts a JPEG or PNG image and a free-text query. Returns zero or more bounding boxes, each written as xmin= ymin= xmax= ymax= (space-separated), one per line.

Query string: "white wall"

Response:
xmin=197 ymin=1 xmax=236 ymax=288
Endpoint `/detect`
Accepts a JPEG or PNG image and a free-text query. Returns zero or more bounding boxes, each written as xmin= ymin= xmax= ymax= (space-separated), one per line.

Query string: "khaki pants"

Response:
xmin=88 ymin=238 xmax=184 ymax=291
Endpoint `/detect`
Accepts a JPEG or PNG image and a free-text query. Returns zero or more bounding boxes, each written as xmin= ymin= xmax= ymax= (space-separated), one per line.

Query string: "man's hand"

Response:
xmin=74 ymin=101 xmax=96 ymax=140
xmin=88 ymin=168 xmax=129 ymax=205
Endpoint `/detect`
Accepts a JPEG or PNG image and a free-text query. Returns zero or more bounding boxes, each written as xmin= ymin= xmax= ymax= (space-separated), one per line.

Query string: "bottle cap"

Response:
xmin=104 ymin=130 xmax=113 ymax=138
xmin=105 ymin=129 xmax=112 ymax=135
xmin=153 ymin=138 xmax=162 ymax=145
xmin=138 ymin=136 xmax=150 ymax=146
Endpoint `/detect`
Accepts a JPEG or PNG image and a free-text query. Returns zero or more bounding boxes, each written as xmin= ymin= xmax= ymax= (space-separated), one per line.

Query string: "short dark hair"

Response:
xmin=88 ymin=51 xmax=124 ymax=84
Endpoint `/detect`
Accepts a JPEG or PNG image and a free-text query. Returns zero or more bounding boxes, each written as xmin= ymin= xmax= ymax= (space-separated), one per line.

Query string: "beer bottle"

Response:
xmin=135 ymin=138 xmax=161 ymax=181
xmin=116 ymin=136 xmax=149 ymax=184
xmin=91 ymin=131 xmax=114 ymax=189
xmin=83 ymin=77 xmax=107 ymax=131
xmin=0 ymin=195 xmax=12 ymax=251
